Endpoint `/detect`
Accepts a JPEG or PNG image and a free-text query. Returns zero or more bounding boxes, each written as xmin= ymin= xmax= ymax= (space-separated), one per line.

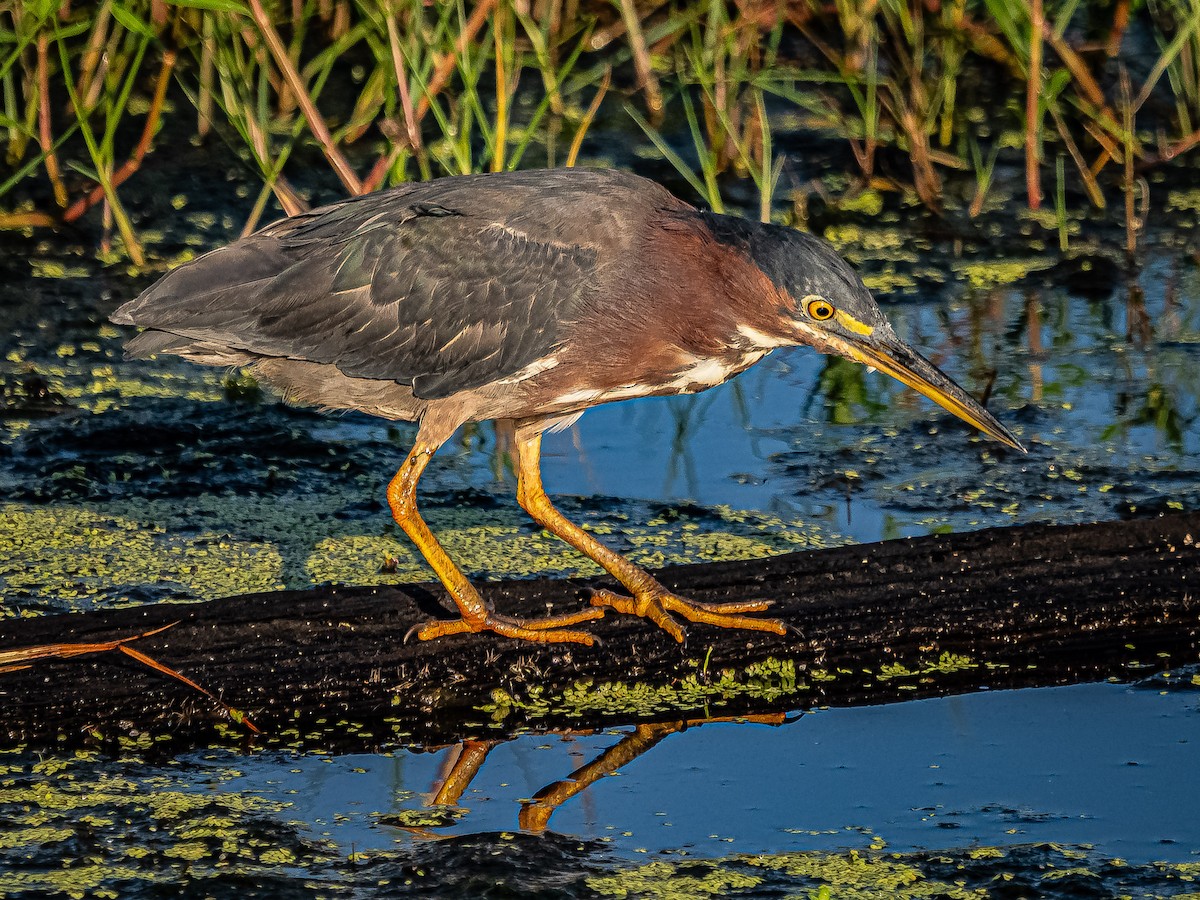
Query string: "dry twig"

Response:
xmin=0 ymin=622 xmax=259 ymax=734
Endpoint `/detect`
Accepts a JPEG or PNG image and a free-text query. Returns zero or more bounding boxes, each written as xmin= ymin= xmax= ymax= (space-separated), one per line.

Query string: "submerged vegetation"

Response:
xmin=2 ymin=0 xmax=1200 ymax=258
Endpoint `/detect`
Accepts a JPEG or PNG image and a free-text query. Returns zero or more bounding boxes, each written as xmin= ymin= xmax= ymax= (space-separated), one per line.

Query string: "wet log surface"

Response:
xmin=2 ymin=513 xmax=1199 ymax=755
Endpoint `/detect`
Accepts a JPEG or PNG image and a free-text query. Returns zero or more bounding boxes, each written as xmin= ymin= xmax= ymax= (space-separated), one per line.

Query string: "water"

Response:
xmin=221 ymin=679 xmax=1200 ymax=862
xmin=2 ymin=678 xmax=1197 ymax=897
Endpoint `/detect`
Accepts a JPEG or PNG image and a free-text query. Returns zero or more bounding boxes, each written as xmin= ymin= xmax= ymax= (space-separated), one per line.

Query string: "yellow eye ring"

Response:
xmin=807 ymin=298 xmax=835 ymax=321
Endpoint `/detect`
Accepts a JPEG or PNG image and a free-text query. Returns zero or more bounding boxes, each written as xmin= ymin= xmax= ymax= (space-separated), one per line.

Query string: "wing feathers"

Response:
xmin=113 ymin=194 xmax=599 ymax=400
xmin=111 ymin=169 xmax=682 ymax=402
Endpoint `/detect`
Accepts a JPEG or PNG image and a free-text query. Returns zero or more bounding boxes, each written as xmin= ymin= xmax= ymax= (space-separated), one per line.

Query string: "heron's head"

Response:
xmin=740 ymin=220 xmax=1024 ymax=452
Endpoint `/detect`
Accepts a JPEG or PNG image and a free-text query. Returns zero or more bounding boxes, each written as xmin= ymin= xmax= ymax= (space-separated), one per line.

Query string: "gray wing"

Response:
xmin=112 ymin=184 xmax=604 ymax=401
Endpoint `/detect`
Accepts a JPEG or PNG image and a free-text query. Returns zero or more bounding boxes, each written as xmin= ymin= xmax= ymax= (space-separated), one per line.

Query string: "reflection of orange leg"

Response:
xmin=390 ymin=428 xmax=603 ymax=645
xmin=520 ymin=713 xmax=790 ymax=832
xmin=519 ymin=723 xmax=677 ymax=832
xmin=515 ymin=427 xmax=787 ymax=643
xmin=430 ymin=740 xmax=497 ymax=807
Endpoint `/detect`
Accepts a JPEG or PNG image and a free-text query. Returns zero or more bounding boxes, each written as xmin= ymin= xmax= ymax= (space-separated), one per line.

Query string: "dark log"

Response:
xmin=1 ymin=513 xmax=1198 ymax=755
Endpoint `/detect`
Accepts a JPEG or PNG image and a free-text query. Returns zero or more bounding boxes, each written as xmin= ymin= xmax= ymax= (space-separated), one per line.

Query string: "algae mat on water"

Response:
xmin=0 ymin=497 xmax=837 ymax=614
xmin=0 ymin=397 xmax=842 ymax=615
xmin=2 ymin=747 xmax=1199 ymax=900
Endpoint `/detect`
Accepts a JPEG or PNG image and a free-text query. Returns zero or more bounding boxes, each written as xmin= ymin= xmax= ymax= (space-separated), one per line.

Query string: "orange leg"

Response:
xmin=389 ymin=432 xmax=603 ymax=644
xmin=514 ymin=427 xmax=787 ymax=643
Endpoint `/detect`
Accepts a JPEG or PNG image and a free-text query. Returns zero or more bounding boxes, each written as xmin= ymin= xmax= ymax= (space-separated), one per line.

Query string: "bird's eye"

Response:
xmin=807 ymin=298 xmax=835 ymax=321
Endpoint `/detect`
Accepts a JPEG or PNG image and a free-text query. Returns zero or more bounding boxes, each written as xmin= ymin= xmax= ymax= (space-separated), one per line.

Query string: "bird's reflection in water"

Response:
xmin=382 ymin=713 xmax=797 ymax=838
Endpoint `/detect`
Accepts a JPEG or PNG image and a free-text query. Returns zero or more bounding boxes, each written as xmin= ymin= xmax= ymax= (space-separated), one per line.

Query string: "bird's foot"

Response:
xmin=589 ymin=587 xmax=787 ymax=643
xmin=407 ymin=605 xmax=605 ymax=645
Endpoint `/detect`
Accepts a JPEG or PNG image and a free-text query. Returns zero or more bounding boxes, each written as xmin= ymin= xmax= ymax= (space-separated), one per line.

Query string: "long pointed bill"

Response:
xmin=829 ymin=333 xmax=1025 ymax=452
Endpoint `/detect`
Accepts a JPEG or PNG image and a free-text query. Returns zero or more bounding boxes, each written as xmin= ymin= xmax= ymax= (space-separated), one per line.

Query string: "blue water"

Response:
xmin=4 ymin=678 xmax=1197 ymax=899
xmin=208 ymin=679 xmax=1200 ymax=865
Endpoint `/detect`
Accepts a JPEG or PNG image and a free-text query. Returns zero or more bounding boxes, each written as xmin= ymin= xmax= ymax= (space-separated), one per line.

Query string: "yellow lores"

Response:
xmin=802 ymin=294 xmax=875 ymax=337
xmin=833 ymin=310 xmax=875 ymax=336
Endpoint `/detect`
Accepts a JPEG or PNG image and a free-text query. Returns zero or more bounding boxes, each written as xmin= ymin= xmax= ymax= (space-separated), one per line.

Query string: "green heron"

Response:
xmin=113 ymin=168 xmax=1021 ymax=646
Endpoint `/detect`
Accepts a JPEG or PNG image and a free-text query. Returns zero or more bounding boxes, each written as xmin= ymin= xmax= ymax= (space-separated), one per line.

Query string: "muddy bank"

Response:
xmin=1 ymin=512 xmax=1196 ymax=755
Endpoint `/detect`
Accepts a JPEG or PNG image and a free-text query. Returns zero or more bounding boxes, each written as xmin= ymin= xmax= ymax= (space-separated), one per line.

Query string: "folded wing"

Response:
xmin=114 ymin=187 xmax=600 ymax=400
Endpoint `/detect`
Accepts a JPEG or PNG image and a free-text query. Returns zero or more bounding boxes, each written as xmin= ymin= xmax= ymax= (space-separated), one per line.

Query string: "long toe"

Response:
xmin=512 ymin=607 xmax=606 ymax=630
xmin=590 ymin=587 xmax=785 ymax=642
xmin=680 ymin=598 xmax=775 ymax=614
xmin=661 ymin=595 xmax=787 ymax=635
xmin=410 ymin=607 xmax=603 ymax=645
